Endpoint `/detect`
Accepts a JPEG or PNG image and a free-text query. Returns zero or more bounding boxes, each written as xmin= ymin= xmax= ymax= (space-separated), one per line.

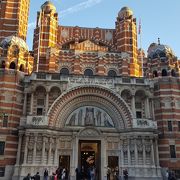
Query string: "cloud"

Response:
xmin=59 ymin=0 xmax=103 ymax=17
xmin=28 ymin=0 xmax=103 ymax=30
xmin=28 ymin=21 xmax=36 ymax=29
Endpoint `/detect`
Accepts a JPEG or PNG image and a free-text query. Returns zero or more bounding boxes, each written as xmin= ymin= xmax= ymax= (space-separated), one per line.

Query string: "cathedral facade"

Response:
xmin=0 ymin=1 xmax=180 ymax=180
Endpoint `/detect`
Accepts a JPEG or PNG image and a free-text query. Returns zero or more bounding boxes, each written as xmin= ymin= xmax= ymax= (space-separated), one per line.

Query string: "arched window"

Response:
xmin=1 ymin=61 xmax=5 ymax=68
xmin=19 ymin=64 xmax=25 ymax=72
xmin=153 ymin=70 xmax=158 ymax=77
xmin=171 ymin=69 xmax=176 ymax=77
xmin=84 ymin=69 xmax=93 ymax=76
xmin=60 ymin=68 xmax=69 ymax=75
xmin=162 ymin=69 xmax=167 ymax=76
xmin=108 ymin=70 xmax=117 ymax=77
xmin=9 ymin=62 xmax=16 ymax=69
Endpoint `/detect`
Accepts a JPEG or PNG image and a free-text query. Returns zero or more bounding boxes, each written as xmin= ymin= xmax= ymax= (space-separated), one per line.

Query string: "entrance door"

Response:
xmin=79 ymin=140 xmax=101 ymax=179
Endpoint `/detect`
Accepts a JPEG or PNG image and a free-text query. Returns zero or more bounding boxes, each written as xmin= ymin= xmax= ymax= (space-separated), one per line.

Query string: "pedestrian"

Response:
xmin=75 ymin=167 xmax=80 ymax=180
xmin=23 ymin=173 xmax=31 ymax=180
xmin=61 ymin=168 xmax=66 ymax=180
xmin=33 ymin=172 xmax=40 ymax=180
xmin=123 ymin=169 xmax=128 ymax=180
xmin=44 ymin=169 xmax=49 ymax=180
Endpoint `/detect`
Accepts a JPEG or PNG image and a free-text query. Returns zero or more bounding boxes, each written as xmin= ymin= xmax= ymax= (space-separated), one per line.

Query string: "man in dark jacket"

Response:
xmin=23 ymin=173 xmax=31 ymax=180
xmin=33 ymin=172 xmax=40 ymax=180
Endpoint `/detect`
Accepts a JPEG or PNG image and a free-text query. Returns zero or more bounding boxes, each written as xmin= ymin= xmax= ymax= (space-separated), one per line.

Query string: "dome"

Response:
xmin=118 ymin=6 xmax=133 ymax=19
xmin=41 ymin=1 xmax=56 ymax=12
xmin=147 ymin=43 xmax=175 ymax=60
xmin=0 ymin=36 xmax=29 ymax=51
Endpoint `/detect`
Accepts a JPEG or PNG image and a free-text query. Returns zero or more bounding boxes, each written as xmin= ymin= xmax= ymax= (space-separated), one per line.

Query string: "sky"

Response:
xmin=27 ymin=0 xmax=180 ymax=58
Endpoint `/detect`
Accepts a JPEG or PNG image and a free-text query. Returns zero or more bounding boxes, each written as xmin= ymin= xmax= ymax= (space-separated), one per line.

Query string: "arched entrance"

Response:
xmin=79 ymin=140 xmax=101 ymax=179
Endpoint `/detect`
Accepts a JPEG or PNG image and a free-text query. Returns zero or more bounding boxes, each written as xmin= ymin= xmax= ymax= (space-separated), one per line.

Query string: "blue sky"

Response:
xmin=27 ymin=0 xmax=180 ymax=58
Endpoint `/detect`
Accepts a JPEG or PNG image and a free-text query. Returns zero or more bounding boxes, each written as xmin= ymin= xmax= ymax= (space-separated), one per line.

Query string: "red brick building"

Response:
xmin=0 ymin=1 xmax=180 ymax=180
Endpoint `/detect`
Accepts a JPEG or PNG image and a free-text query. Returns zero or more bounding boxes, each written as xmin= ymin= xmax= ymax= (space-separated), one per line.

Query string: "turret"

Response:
xmin=33 ymin=1 xmax=58 ymax=72
xmin=115 ymin=7 xmax=142 ymax=77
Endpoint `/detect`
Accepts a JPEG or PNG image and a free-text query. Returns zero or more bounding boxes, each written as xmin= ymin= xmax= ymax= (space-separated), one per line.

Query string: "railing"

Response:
xmin=133 ymin=118 xmax=157 ymax=129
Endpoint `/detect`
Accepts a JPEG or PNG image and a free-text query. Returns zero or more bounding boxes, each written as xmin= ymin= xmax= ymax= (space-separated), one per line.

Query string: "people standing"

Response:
xmin=23 ymin=173 xmax=31 ymax=180
xmin=123 ymin=169 xmax=128 ymax=180
xmin=33 ymin=172 xmax=40 ymax=180
xmin=44 ymin=169 xmax=49 ymax=180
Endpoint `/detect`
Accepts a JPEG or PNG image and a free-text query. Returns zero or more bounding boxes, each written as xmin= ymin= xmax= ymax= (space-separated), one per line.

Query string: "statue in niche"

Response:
xmin=103 ymin=113 xmax=113 ymax=127
xmin=68 ymin=113 xmax=76 ymax=126
xmin=85 ymin=107 xmax=95 ymax=126
xmin=78 ymin=109 xmax=83 ymax=126
xmin=96 ymin=110 xmax=102 ymax=126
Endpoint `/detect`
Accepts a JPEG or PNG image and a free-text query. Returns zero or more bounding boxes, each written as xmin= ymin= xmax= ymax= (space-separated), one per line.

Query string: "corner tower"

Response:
xmin=0 ymin=0 xmax=30 ymax=41
xmin=33 ymin=1 xmax=58 ymax=72
xmin=115 ymin=7 xmax=141 ymax=77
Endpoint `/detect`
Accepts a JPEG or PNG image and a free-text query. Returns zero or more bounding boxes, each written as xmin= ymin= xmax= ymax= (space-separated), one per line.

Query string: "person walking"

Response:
xmin=44 ymin=169 xmax=49 ymax=180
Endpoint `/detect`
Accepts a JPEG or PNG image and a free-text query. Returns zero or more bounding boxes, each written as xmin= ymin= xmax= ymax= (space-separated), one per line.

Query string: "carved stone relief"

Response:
xmin=66 ymin=106 xmax=114 ymax=127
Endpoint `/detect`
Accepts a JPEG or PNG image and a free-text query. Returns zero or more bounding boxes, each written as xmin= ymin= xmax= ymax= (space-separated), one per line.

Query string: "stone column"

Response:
xmin=134 ymin=138 xmax=138 ymax=166
xmin=142 ymin=138 xmax=146 ymax=165
xmin=54 ymin=138 xmax=59 ymax=165
xmin=41 ymin=136 xmax=46 ymax=164
xmin=23 ymin=134 xmax=29 ymax=164
xmin=23 ymin=92 xmax=27 ymax=116
xmin=131 ymin=94 xmax=136 ymax=118
xmin=45 ymin=91 xmax=49 ymax=114
xmin=48 ymin=137 xmax=52 ymax=165
xmin=151 ymin=139 xmax=155 ymax=165
xmin=127 ymin=138 xmax=131 ymax=165
xmin=32 ymin=135 xmax=37 ymax=164
xmin=145 ymin=97 xmax=150 ymax=119
xmin=30 ymin=92 xmax=34 ymax=115
xmin=151 ymin=99 xmax=155 ymax=119
xmin=155 ymin=138 xmax=160 ymax=166
xmin=16 ymin=133 xmax=23 ymax=165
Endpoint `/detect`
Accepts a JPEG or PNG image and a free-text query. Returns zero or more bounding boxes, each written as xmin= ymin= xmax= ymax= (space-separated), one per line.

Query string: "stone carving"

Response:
xmin=78 ymin=109 xmax=83 ymax=126
xmin=32 ymin=116 xmax=44 ymax=125
xmin=104 ymin=113 xmax=113 ymax=127
xmin=68 ymin=113 xmax=76 ymax=126
xmin=61 ymin=29 xmax=69 ymax=38
xmin=80 ymin=128 xmax=99 ymax=136
xmin=137 ymin=119 xmax=149 ymax=126
xmin=66 ymin=106 xmax=114 ymax=128
xmin=85 ymin=107 xmax=95 ymax=126
xmin=96 ymin=110 xmax=102 ymax=126
xmin=105 ymin=31 xmax=113 ymax=41
xmin=145 ymin=145 xmax=151 ymax=153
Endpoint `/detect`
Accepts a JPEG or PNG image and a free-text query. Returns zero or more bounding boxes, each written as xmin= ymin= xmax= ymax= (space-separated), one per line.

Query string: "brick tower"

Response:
xmin=0 ymin=0 xmax=30 ymax=41
xmin=33 ymin=1 xmax=58 ymax=72
xmin=0 ymin=0 xmax=33 ymax=178
xmin=115 ymin=7 xmax=142 ymax=77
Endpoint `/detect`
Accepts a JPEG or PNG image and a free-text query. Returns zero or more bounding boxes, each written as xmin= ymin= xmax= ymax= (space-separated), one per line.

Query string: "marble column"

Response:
xmin=23 ymin=135 xmax=29 ymax=164
xmin=54 ymin=138 xmax=59 ymax=165
xmin=16 ymin=133 xmax=23 ymax=165
xmin=48 ymin=138 xmax=52 ymax=165
xmin=155 ymin=138 xmax=160 ymax=166
xmin=142 ymin=138 xmax=146 ymax=165
xmin=41 ymin=136 xmax=46 ymax=164
xmin=32 ymin=135 xmax=37 ymax=164
xmin=45 ymin=91 xmax=49 ymax=114
xmin=134 ymin=138 xmax=138 ymax=166
xmin=151 ymin=139 xmax=155 ymax=165
xmin=131 ymin=95 xmax=136 ymax=118
xmin=30 ymin=92 xmax=34 ymax=115
xmin=145 ymin=97 xmax=150 ymax=119
xmin=23 ymin=92 xmax=27 ymax=116
xmin=127 ymin=138 xmax=131 ymax=165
